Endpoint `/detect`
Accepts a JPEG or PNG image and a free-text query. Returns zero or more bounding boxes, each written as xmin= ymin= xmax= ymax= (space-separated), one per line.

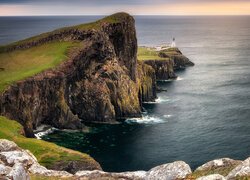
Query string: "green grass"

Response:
xmin=137 ymin=47 xmax=169 ymax=61
xmin=0 ymin=116 xmax=98 ymax=169
xmin=0 ymin=41 xmax=79 ymax=92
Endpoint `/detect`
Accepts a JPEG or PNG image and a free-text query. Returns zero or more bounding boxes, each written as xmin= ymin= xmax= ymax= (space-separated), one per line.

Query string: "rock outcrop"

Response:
xmin=0 ymin=13 xmax=157 ymax=137
xmin=146 ymin=161 xmax=192 ymax=180
xmin=143 ymin=60 xmax=177 ymax=80
xmin=143 ymin=48 xmax=194 ymax=81
xmin=226 ymin=157 xmax=250 ymax=179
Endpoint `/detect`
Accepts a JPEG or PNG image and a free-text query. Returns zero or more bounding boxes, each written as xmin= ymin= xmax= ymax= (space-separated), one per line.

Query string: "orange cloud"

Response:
xmin=0 ymin=2 xmax=250 ymax=16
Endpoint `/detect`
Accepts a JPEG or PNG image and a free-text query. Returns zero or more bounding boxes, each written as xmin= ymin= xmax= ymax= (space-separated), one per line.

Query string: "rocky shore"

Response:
xmin=1 ymin=139 xmax=249 ymax=180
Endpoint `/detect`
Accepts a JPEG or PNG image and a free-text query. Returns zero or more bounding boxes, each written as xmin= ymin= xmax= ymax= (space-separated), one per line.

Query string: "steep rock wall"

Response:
xmin=0 ymin=13 xmax=156 ymax=137
xmin=143 ymin=50 xmax=194 ymax=80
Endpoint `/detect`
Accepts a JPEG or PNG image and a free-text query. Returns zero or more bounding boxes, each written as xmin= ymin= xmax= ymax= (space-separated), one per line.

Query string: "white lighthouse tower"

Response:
xmin=171 ymin=37 xmax=176 ymax=48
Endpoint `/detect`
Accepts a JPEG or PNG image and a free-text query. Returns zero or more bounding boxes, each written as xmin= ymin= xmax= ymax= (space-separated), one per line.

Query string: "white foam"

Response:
xmin=125 ymin=115 xmax=165 ymax=124
xmin=176 ymin=77 xmax=183 ymax=81
xmin=143 ymin=97 xmax=170 ymax=104
xmin=34 ymin=127 xmax=57 ymax=139
xmin=163 ymin=114 xmax=173 ymax=118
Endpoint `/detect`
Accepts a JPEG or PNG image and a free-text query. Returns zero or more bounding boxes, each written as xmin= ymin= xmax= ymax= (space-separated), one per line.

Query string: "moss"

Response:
xmin=0 ymin=116 xmax=99 ymax=169
xmin=189 ymin=165 xmax=239 ymax=179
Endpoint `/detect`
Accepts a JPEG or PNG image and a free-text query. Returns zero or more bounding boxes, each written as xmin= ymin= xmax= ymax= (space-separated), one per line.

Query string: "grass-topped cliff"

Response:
xmin=0 ymin=12 xmax=131 ymax=93
xmin=0 ymin=12 xmax=157 ymax=173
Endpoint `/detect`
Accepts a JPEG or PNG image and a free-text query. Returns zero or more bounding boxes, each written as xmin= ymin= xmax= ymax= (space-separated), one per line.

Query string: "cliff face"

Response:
xmin=0 ymin=13 xmax=156 ymax=137
xmin=143 ymin=60 xmax=177 ymax=80
xmin=143 ymin=48 xmax=194 ymax=80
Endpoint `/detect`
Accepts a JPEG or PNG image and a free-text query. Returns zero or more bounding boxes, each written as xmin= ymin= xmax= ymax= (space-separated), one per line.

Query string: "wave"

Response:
xmin=143 ymin=97 xmax=170 ymax=104
xmin=176 ymin=77 xmax=183 ymax=81
xmin=125 ymin=115 xmax=165 ymax=124
xmin=34 ymin=126 xmax=57 ymax=139
xmin=163 ymin=114 xmax=173 ymax=118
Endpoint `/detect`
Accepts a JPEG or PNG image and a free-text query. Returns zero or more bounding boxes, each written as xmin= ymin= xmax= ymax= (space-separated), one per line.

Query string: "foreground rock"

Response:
xmin=226 ymin=157 xmax=250 ymax=179
xmin=195 ymin=158 xmax=242 ymax=173
xmin=146 ymin=161 xmax=191 ymax=180
xmin=1 ymin=139 xmax=250 ymax=180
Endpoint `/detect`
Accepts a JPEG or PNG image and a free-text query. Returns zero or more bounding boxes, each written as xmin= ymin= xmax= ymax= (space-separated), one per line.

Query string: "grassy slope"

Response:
xmin=137 ymin=47 xmax=169 ymax=61
xmin=0 ymin=41 xmax=79 ymax=92
xmin=137 ymin=46 xmax=180 ymax=61
xmin=0 ymin=116 xmax=97 ymax=169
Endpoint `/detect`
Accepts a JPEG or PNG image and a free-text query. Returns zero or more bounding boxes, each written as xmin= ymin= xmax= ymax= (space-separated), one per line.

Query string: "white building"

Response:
xmin=171 ymin=38 xmax=176 ymax=48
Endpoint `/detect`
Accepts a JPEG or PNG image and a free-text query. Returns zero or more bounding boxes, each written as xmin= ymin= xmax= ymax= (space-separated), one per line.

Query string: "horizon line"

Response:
xmin=1 ymin=14 xmax=250 ymax=17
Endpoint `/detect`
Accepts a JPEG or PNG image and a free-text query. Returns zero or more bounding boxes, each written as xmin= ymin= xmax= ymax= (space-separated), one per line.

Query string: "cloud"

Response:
xmin=0 ymin=0 xmax=250 ymax=15
xmin=0 ymin=0 xmax=248 ymax=5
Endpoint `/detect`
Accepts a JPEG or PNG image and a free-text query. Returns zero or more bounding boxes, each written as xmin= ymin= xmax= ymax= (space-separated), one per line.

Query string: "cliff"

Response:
xmin=0 ymin=13 xmax=156 ymax=137
xmin=1 ymin=139 xmax=249 ymax=180
xmin=138 ymin=47 xmax=194 ymax=80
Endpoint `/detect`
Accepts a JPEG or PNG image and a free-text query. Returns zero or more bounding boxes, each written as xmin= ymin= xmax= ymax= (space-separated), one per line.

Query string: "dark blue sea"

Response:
xmin=1 ymin=15 xmax=250 ymax=172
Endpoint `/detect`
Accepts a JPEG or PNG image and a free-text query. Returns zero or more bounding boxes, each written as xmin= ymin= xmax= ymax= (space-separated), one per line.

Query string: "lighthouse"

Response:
xmin=171 ymin=37 xmax=176 ymax=48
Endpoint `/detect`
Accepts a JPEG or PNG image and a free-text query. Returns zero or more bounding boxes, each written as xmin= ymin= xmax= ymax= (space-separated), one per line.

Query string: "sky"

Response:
xmin=0 ymin=0 xmax=250 ymax=16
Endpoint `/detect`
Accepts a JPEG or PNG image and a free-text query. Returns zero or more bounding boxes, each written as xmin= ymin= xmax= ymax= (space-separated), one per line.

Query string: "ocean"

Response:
xmin=1 ymin=15 xmax=250 ymax=172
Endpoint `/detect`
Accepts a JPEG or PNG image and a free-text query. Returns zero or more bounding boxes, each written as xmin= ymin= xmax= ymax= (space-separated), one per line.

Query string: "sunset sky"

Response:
xmin=0 ymin=0 xmax=250 ymax=16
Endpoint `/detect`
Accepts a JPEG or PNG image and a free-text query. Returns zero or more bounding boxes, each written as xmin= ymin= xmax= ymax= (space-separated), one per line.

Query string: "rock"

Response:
xmin=197 ymin=174 xmax=226 ymax=180
xmin=0 ymin=139 xmax=19 ymax=152
xmin=75 ymin=170 xmax=146 ymax=180
xmin=28 ymin=163 xmax=73 ymax=178
xmin=195 ymin=158 xmax=242 ymax=172
xmin=0 ymin=13 xmax=156 ymax=136
xmin=7 ymin=163 xmax=30 ymax=180
xmin=48 ymin=160 xmax=102 ymax=174
xmin=144 ymin=60 xmax=177 ymax=80
xmin=75 ymin=170 xmax=109 ymax=179
xmin=0 ymin=150 xmax=37 ymax=167
xmin=172 ymin=55 xmax=194 ymax=70
xmin=111 ymin=171 xmax=147 ymax=179
xmin=0 ymin=164 xmax=11 ymax=176
xmin=145 ymin=161 xmax=192 ymax=180
xmin=226 ymin=157 xmax=250 ymax=179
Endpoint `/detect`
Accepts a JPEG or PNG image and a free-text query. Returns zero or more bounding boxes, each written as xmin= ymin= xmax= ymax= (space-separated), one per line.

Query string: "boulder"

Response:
xmin=111 ymin=171 xmax=147 ymax=179
xmin=195 ymin=158 xmax=242 ymax=172
xmin=226 ymin=157 xmax=250 ymax=179
xmin=145 ymin=161 xmax=192 ymax=180
xmin=0 ymin=139 xmax=19 ymax=152
xmin=0 ymin=164 xmax=11 ymax=176
xmin=197 ymin=174 xmax=226 ymax=180
xmin=7 ymin=163 xmax=30 ymax=180
xmin=0 ymin=150 xmax=37 ymax=167
xmin=28 ymin=163 xmax=73 ymax=178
